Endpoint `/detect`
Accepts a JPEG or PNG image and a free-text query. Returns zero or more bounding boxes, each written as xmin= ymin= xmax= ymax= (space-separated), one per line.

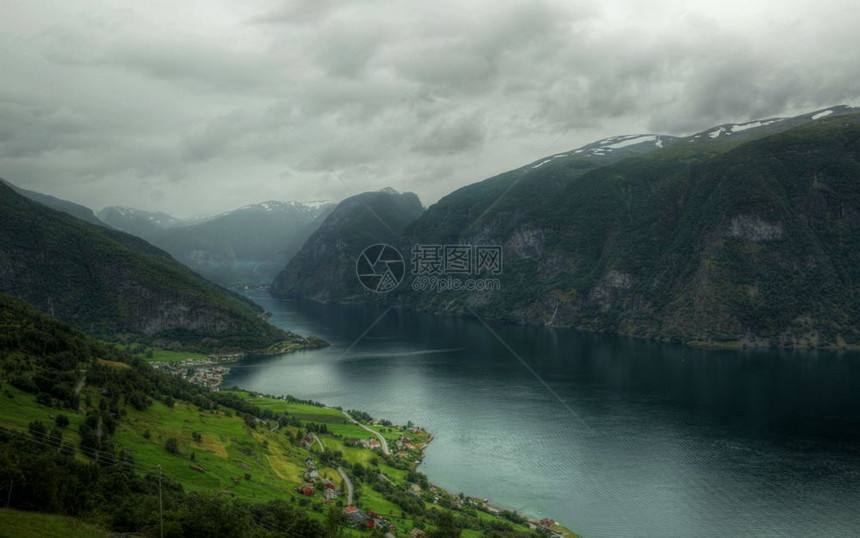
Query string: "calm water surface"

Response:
xmin=224 ymin=292 xmax=860 ymax=537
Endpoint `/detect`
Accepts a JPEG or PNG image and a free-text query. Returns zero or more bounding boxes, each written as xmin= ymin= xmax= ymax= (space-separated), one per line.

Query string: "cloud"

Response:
xmin=0 ymin=0 xmax=859 ymax=216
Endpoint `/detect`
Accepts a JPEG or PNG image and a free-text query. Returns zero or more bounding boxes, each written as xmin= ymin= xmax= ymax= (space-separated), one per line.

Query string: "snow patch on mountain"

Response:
xmin=603 ymin=134 xmax=658 ymax=149
xmin=730 ymin=119 xmax=781 ymax=132
xmin=238 ymin=200 xmax=334 ymax=213
xmin=812 ymin=109 xmax=833 ymax=120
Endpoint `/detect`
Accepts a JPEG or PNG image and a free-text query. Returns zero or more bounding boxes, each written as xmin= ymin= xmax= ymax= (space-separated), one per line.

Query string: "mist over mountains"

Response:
xmin=101 ymin=201 xmax=337 ymax=286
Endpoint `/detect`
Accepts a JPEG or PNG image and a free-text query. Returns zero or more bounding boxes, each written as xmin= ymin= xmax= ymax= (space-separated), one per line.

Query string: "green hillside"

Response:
xmin=295 ymin=110 xmax=860 ymax=348
xmin=0 ymin=509 xmax=109 ymax=538
xmin=0 ymin=292 xmax=571 ymax=537
xmin=0 ymin=182 xmax=303 ymax=352
xmin=459 ymin=112 xmax=860 ymax=346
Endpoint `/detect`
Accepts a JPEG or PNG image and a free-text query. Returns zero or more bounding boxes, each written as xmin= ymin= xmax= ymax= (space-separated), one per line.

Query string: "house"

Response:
xmin=304 ymin=468 xmax=319 ymax=481
xmin=300 ymin=436 xmax=314 ymax=448
xmin=540 ymin=518 xmax=556 ymax=527
xmin=304 ymin=457 xmax=315 ymax=467
xmin=297 ymin=483 xmax=314 ymax=496
xmin=343 ymin=506 xmax=370 ymax=527
xmin=411 ymin=529 xmax=425 ymax=538
xmin=323 ymin=479 xmax=338 ymax=501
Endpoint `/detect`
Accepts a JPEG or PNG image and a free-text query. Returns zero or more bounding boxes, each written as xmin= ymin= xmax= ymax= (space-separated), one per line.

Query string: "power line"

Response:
xmin=158 ymin=465 xmax=163 ymax=538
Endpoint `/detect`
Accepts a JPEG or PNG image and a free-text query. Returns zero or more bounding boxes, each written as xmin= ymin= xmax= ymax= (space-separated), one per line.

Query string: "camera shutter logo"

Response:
xmin=356 ymin=244 xmax=405 ymax=293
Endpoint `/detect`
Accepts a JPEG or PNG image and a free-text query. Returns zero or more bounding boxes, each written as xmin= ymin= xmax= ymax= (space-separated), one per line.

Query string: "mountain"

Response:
xmin=97 ymin=206 xmax=188 ymax=238
xmin=0 ymin=182 xmax=305 ymax=351
xmin=135 ymin=201 xmax=337 ymax=286
xmin=276 ymin=106 xmax=860 ymax=348
xmin=1 ymin=179 xmax=106 ymax=226
xmin=271 ymin=189 xmax=424 ymax=302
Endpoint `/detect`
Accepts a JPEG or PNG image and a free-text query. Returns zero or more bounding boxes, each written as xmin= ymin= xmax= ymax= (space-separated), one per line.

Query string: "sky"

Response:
xmin=1 ymin=0 xmax=859 ymax=217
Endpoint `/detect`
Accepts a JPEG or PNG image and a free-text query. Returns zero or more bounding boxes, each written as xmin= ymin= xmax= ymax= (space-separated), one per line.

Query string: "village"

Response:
xmin=291 ymin=419 xmax=566 ymax=538
xmin=150 ymin=353 xmax=243 ymax=390
xmin=140 ymin=369 xmax=572 ymax=536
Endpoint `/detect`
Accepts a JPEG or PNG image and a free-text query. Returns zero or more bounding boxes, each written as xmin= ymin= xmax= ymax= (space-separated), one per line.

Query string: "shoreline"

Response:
xmin=274 ymin=292 xmax=860 ymax=352
xmin=417 ymin=432 xmax=575 ymax=536
xmin=224 ymin=384 xmax=579 ymax=537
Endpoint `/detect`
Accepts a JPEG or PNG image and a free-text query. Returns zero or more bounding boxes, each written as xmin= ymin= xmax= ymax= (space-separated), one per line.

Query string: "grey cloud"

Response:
xmin=1 ymin=0 xmax=859 ymax=216
xmin=411 ymin=113 xmax=486 ymax=156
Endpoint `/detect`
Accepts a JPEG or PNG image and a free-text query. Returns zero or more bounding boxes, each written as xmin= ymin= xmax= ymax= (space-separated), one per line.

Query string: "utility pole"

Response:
xmin=158 ymin=465 xmax=163 ymax=538
xmin=6 ymin=480 xmax=11 ymax=508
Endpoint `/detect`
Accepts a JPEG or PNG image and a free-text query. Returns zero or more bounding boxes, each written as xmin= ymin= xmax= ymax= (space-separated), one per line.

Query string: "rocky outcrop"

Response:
xmin=727 ymin=215 xmax=784 ymax=241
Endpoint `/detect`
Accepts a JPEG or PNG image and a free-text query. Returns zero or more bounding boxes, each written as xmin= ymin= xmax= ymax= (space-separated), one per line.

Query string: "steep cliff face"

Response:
xmin=277 ymin=108 xmax=860 ymax=347
xmin=397 ymin=113 xmax=860 ymax=347
xmin=271 ymin=189 xmax=423 ymax=302
xmin=0 ymin=182 xmax=291 ymax=351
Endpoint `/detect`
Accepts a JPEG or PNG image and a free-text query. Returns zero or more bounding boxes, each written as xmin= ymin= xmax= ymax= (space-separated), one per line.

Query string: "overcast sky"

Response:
xmin=1 ymin=0 xmax=859 ymax=216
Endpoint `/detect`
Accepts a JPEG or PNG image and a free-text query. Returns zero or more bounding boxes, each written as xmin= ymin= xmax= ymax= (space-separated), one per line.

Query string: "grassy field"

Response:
xmin=0 ymin=509 xmax=109 ymax=538
xmin=111 ymin=343 xmax=208 ymax=363
xmin=0 ymin=383 xmax=570 ymax=536
xmin=0 ymin=385 xmax=84 ymax=444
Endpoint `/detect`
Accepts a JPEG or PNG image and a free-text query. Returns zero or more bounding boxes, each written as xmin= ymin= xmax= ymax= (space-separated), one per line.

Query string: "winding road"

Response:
xmin=337 ymin=466 xmax=354 ymax=505
xmin=310 ymin=432 xmax=354 ymax=505
xmin=309 ymin=433 xmax=325 ymax=453
xmin=341 ymin=411 xmax=390 ymax=455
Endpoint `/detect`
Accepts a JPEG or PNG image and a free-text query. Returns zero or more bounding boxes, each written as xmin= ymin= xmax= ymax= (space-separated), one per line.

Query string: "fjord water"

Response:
xmin=225 ymin=293 xmax=860 ymax=536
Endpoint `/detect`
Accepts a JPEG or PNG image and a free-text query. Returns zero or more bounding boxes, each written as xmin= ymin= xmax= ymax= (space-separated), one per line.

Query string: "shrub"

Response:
xmin=165 ymin=437 xmax=180 ymax=454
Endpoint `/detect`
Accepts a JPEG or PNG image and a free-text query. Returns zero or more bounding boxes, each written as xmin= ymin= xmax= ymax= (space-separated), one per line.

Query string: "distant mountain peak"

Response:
xmin=300 ymin=200 xmax=335 ymax=208
xmin=237 ymin=200 xmax=336 ymax=213
xmin=379 ymin=186 xmax=400 ymax=195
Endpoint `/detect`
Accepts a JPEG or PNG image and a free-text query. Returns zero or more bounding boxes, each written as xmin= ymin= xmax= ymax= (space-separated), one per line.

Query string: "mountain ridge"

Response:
xmin=0 ymin=182 xmax=303 ymax=351
xmin=274 ymin=106 xmax=860 ymax=348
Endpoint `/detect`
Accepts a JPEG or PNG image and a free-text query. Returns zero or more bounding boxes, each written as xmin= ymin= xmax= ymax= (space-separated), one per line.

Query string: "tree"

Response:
xmin=325 ymin=505 xmax=346 ymax=537
xmin=28 ymin=420 xmax=47 ymax=439
xmin=55 ymin=414 xmax=70 ymax=428
xmin=426 ymin=511 xmax=461 ymax=538
xmin=165 ymin=437 xmax=180 ymax=455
